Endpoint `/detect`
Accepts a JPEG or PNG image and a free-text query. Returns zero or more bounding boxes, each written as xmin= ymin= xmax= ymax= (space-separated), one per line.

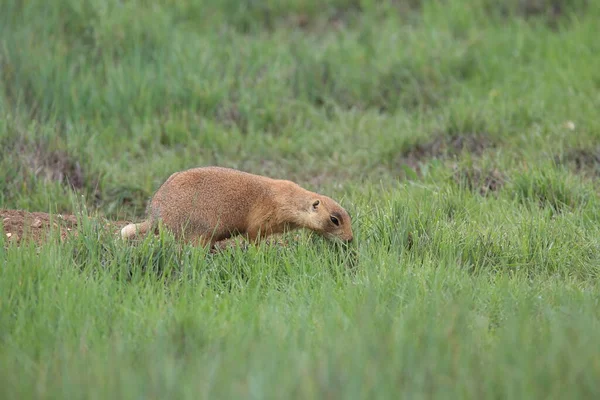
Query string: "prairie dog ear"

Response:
xmin=312 ymin=199 xmax=320 ymax=211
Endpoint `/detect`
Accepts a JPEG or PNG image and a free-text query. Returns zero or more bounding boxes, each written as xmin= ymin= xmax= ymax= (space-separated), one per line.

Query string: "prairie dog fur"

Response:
xmin=120 ymin=166 xmax=353 ymax=248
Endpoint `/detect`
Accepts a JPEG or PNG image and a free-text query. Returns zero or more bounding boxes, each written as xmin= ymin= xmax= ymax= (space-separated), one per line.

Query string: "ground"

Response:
xmin=2 ymin=209 xmax=78 ymax=244
xmin=1 ymin=209 xmax=131 ymax=245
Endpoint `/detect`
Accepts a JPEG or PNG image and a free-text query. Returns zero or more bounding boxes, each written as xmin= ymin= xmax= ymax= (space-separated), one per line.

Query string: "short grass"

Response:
xmin=2 ymin=0 xmax=600 ymax=398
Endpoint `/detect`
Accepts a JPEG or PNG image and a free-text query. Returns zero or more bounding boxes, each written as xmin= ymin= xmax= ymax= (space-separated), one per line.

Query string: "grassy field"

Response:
xmin=2 ymin=0 xmax=600 ymax=398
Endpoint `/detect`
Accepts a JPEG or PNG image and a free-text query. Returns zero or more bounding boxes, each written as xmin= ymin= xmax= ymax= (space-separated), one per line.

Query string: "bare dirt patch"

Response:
xmin=283 ymin=0 xmax=422 ymax=31
xmin=555 ymin=147 xmax=600 ymax=178
xmin=20 ymin=141 xmax=85 ymax=190
xmin=1 ymin=135 xmax=87 ymax=191
xmin=216 ymin=100 xmax=249 ymax=135
xmin=453 ymin=165 xmax=506 ymax=196
xmin=397 ymin=133 xmax=495 ymax=172
xmin=1 ymin=209 xmax=130 ymax=246
xmin=488 ymin=0 xmax=587 ymax=28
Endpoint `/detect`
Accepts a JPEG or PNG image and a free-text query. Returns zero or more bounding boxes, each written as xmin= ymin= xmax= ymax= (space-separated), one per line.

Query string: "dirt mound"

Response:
xmin=1 ymin=209 xmax=131 ymax=246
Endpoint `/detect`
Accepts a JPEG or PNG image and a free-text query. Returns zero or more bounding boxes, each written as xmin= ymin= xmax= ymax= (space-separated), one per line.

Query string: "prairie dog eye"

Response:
xmin=330 ymin=216 xmax=339 ymax=226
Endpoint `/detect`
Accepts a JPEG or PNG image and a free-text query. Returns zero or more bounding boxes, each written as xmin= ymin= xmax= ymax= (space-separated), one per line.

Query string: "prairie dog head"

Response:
xmin=308 ymin=196 xmax=353 ymax=243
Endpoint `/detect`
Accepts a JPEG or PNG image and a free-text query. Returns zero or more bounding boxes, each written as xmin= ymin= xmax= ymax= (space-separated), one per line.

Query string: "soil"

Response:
xmin=556 ymin=147 xmax=600 ymax=178
xmin=397 ymin=133 xmax=495 ymax=172
xmin=453 ymin=165 xmax=506 ymax=196
xmin=1 ymin=209 xmax=131 ymax=246
xmin=5 ymin=137 xmax=87 ymax=190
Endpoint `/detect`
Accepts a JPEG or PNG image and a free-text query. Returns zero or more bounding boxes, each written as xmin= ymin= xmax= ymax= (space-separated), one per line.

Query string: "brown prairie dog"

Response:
xmin=120 ymin=166 xmax=353 ymax=248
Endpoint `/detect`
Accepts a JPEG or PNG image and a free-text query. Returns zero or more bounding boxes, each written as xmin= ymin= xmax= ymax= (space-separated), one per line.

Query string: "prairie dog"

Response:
xmin=120 ymin=166 xmax=353 ymax=248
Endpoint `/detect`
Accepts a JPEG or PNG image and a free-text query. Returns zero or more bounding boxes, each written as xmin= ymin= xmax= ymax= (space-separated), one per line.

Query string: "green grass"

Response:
xmin=2 ymin=0 xmax=600 ymax=398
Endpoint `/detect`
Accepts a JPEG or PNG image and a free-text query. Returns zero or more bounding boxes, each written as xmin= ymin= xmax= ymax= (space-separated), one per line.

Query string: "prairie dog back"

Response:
xmin=149 ymin=167 xmax=271 ymax=238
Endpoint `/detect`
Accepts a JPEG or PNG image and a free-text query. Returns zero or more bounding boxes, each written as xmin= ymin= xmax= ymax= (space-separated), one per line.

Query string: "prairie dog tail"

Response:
xmin=120 ymin=220 xmax=151 ymax=240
